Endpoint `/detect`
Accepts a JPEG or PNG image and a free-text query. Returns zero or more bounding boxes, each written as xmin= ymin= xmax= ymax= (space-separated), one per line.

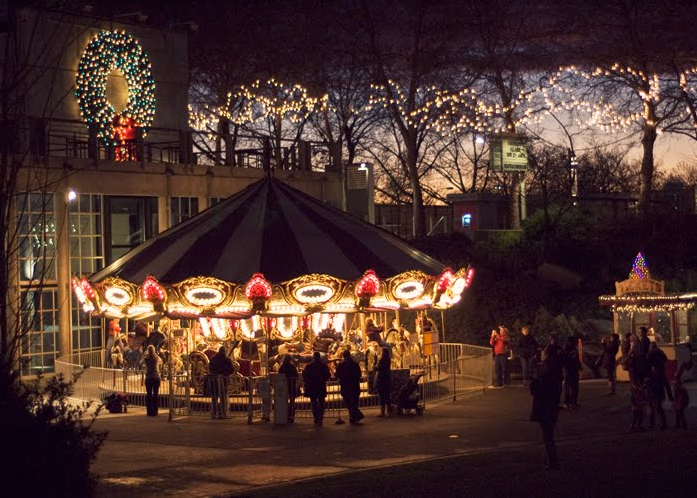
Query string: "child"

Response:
xmin=629 ymin=380 xmax=647 ymax=432
xmin=673 ymin=377 xmax=689 ymax=430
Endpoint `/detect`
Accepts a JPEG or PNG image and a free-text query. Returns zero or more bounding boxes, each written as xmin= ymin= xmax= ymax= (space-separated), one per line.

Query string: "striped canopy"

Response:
xmin=79 ymin=177 xmax=470 ymax=319
xmin=92 ymin=177 xmax=445 ymax=283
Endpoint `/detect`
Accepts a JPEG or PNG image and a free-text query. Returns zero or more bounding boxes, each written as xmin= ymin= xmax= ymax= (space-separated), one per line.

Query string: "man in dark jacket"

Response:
xmin=518 ymin=326 xmax=538 ymax=385
xmin=647 ymin=342 xmax=671 ymax=430
xmin=530 ymin=349 xmax=562 ymax=470
xmin=208 ymin=346 xmax=234 ymax=419
xmin=303 ymin=351 xmax=331 ymax=427
xmin=600 ymin=333 xmax=620 ymax=395
xmin=335 ymin=350 xmax=364 ymax=424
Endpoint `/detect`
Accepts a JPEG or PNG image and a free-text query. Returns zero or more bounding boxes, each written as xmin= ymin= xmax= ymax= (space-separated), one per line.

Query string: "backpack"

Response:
xmin=105 ymin=392 xmax=129 ymax=413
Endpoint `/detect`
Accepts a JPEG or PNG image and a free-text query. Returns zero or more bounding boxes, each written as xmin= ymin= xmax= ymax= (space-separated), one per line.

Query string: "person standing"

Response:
xmin=600 ymin=333 xmax=620 ymax=395
xmin=303 ymin=351 xmax=331 ymax=427
xmin=530 ymin=349 xmax=562 ymax=470
xmin=490 ymin=326 xmax=510 ymax=388
xmin=335 ymin=349 xmax=364 ymax=424
xmin=278 ymin=354 xmax=299 ymax=423
xmin=374 ymin=347 xmax=392 ymax=417
xmin=562 ymin=336 xmax=582 ymax=408
xmin=366 ymin=318 xmax=388 ymax=348
xmin=646 ymin=342 xmax=671 ymax=430
xmin=141 ymin=345 xmax=162 ymax=416
xmin=106 ymin=318 xmax=121 ymax=366
xmin=208 ymin=346 xmax=234 ymax=419
xmin=518 ymin=326 xmax=538 ymax=385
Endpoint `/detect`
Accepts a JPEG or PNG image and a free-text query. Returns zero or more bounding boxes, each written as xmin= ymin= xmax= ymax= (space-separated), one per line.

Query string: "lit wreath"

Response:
xmin=75 ymin=30 xmax=156 ymax=145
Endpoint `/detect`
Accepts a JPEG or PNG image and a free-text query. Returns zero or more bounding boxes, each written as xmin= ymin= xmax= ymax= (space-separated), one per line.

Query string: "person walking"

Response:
xmin=374 ymin=347 xmax=392 ymax=417
xmin=278 ymin=354 xmax=299 ymax=423
xmin=303 ymin=351 xmax=331 ymax=427
xmin=530 ymin=349 xmax=562 ymax=470
xmin=562 ymin=336 xmax=582 ymax=408
xmin=600 ymin=333 xmax=620 ymax=395
xmin=141 ymin=345 xmax=162 ymax=416
xmin=646 ymin=342 xmax=671 ymax=430
xmin=208 ymin=346 xmax=234 ymax=419
xmin=518 ymin=326 xmax=538 ymax=385
xmin=490 ymin=326 xmax=510 ymax=388
xmin=335 ymin=349 xmax=364 ymax=424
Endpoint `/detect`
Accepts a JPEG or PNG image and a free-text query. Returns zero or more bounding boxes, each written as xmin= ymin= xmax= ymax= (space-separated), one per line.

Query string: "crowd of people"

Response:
xmin=491 ymin=323 xmax=692 ymax=470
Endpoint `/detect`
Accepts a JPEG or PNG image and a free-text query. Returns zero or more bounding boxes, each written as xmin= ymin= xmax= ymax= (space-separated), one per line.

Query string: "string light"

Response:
xmin=629 ymin=252 xmax=651 ymax=280
xmin=75 ymin=30 xmax=156 ymax=146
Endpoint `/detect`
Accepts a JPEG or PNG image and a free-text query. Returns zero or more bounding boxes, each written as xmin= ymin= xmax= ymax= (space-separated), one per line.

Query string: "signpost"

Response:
xmin=490 ymin=135 xmax=528 ymax=172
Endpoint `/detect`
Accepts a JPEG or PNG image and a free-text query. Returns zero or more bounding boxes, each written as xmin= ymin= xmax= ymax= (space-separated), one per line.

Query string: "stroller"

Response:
xmin=393 ymin=372 xmax=424 ymax=416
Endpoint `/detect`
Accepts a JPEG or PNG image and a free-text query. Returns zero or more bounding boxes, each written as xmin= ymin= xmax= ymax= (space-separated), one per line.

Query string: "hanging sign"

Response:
xmin=490 ymin=135 xmax=528 ymax=172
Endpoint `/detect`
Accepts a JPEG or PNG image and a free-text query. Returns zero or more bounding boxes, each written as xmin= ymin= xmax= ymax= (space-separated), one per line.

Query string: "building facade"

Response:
xmin=3 ymin=9 xmax=341 ymax=375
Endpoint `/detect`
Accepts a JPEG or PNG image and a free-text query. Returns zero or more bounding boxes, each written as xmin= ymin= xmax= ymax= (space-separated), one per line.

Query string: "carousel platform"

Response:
xmin=97 ymin=367 xmax=457 ymax=414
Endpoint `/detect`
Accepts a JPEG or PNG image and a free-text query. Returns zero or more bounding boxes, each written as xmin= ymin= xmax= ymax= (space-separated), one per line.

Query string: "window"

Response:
xmin=19 ymin=289 xmax=59 ymax=375
xmin=106 ymin=196 xmax=158 ymax=263
xmin=171 ymin=197 xmax=199 ymax=225
xmin=18 ymin=193 xmax=57 ymax=283
xmin=70 ymin=194 xmax=104 ymax=353
xmin=462 ymin=213 xmax=472 ymax=229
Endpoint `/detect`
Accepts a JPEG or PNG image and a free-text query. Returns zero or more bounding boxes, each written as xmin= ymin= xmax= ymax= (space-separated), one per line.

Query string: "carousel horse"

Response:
xmin=189 ymin=351 xmax=210 ymax=394
xmin=110 ymin=345 xmax=124 ymax=369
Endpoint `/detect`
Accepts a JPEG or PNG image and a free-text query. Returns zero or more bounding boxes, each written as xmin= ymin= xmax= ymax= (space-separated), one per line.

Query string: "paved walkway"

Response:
xmin=94 ymin=380 xmax=696 ymax=497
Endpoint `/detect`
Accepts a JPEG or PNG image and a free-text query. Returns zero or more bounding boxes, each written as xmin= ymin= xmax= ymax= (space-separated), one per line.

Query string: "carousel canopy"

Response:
xmin=77 ymin=177 xmax=472 ymax=319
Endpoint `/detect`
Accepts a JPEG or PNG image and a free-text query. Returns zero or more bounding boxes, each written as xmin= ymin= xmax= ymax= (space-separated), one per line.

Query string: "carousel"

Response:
xmin=72 ymin=176 xmax=474 ymax=410
xmin=599 ymin=252 xmax=696 ymax=381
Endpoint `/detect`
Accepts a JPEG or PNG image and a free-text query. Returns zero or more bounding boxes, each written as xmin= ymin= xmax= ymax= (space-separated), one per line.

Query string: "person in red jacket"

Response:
xmin=490 ymin=325 xmax=510 ymax=387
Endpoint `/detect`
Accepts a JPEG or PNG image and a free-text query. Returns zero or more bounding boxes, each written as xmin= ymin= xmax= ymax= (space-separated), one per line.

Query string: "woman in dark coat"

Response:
xmin=335 ymin=349 xmax=364 ymax=423
xmin=374 ymin=347 xmax=392 ymax=417
xmin=278 ymin=354 xmax=299 ymax=423
xmin=530 ymin=350 xmax=562 ymax=470
xmin=601 ymin=333 xmax=620 ymax=395
xmin=646 ymin=342 xmax=671 ymax=430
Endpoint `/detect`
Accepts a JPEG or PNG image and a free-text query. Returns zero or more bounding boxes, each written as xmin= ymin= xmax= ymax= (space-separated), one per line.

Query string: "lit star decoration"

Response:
xmin=629 ymin=252 xmax=651 ymax=280
xmin=75 ymin=30 xmax=156 ymax=146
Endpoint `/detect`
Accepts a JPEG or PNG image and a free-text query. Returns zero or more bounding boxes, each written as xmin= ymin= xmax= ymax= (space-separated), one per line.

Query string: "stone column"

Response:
xmin=56 ymin=189 xmax=72 ymax=359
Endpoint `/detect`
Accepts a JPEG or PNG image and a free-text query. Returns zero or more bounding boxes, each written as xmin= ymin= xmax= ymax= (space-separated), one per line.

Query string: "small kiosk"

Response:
xmin=599 ymin=253 xmax=696 ymax=382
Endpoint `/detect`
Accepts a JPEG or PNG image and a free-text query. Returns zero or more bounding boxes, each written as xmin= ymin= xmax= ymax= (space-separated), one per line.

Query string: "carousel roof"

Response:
xmin=92 ymin=176 xmax=444 ymax=283
xmin=78 ymin=176 xmax=472 ymax=319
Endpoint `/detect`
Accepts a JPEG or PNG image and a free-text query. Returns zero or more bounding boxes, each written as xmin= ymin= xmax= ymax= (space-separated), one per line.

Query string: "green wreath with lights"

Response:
xmin=75 ymin=30 xmax=156 ymax=145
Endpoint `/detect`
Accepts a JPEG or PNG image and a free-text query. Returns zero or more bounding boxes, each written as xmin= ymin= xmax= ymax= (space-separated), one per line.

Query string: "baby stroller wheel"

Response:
xmin=415 ymin=405 xmax=424 ymax=415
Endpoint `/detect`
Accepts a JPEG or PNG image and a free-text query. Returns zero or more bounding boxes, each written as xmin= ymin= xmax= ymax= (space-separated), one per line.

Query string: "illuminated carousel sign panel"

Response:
xmin=615 ymin=278 xmax=664 ymax=296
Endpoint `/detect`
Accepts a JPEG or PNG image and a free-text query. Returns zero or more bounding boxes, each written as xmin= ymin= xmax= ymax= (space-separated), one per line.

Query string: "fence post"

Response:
xmin=453 ymin=358 xmax=457 ymax=402
xmin=247 ymin=376 xmax=254 ymax=424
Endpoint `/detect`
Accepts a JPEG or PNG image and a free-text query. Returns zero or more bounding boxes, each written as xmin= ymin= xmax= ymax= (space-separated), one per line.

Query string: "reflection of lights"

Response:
xmin=127 ymin=304 xmax=153 ymax=316
xmin=185 ymin=287 xmax=224 ymax=306
xmin=409 ymin=298 xmax=433 ymax=308
xmin=269 ymin=304 xmax=305 ymax=313
xmin=394 ymin=281 xmax=424 ymax=300
xmin=105 ymin=287 xmax=131 ymax=306
xmin=293 ymin=284 xmax=335 ymax=304
xmin=104 ymin=305 xmax=124 ymax=317
xmin=277 ymin=316 xmax=297 ymax=338
xmin=370 ymin=299 xmax=400 ymax=310
xmin=169 ymin=305 xmax=200 ymax=315
xmin=215 ymin=305 xmax=248 ymax=314
xmin=72 ymin=277 xmax=87 ymax=304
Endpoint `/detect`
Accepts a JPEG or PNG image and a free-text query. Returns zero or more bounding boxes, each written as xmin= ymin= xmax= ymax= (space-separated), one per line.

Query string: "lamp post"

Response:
xmin=56 ymin=188 xmax=77 ymax=360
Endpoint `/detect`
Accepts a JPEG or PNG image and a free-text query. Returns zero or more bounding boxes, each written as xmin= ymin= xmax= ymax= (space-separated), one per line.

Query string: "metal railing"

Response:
xmin=55 ymin=343 xmax=492 ymax=421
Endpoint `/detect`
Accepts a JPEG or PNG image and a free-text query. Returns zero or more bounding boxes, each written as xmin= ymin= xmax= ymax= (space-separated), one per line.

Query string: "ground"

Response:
xmin=93 ymin=380 xmax=696 ymax=497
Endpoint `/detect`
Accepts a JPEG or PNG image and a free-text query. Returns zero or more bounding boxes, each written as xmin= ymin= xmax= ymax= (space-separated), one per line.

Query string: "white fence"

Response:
xmin=55 ymin=343 xmax=492 ymax=420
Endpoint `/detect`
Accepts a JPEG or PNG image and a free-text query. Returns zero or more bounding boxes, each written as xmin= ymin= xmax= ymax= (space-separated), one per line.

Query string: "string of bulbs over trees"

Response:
xmin=189 ymin=62 xmax=697 ymax=235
